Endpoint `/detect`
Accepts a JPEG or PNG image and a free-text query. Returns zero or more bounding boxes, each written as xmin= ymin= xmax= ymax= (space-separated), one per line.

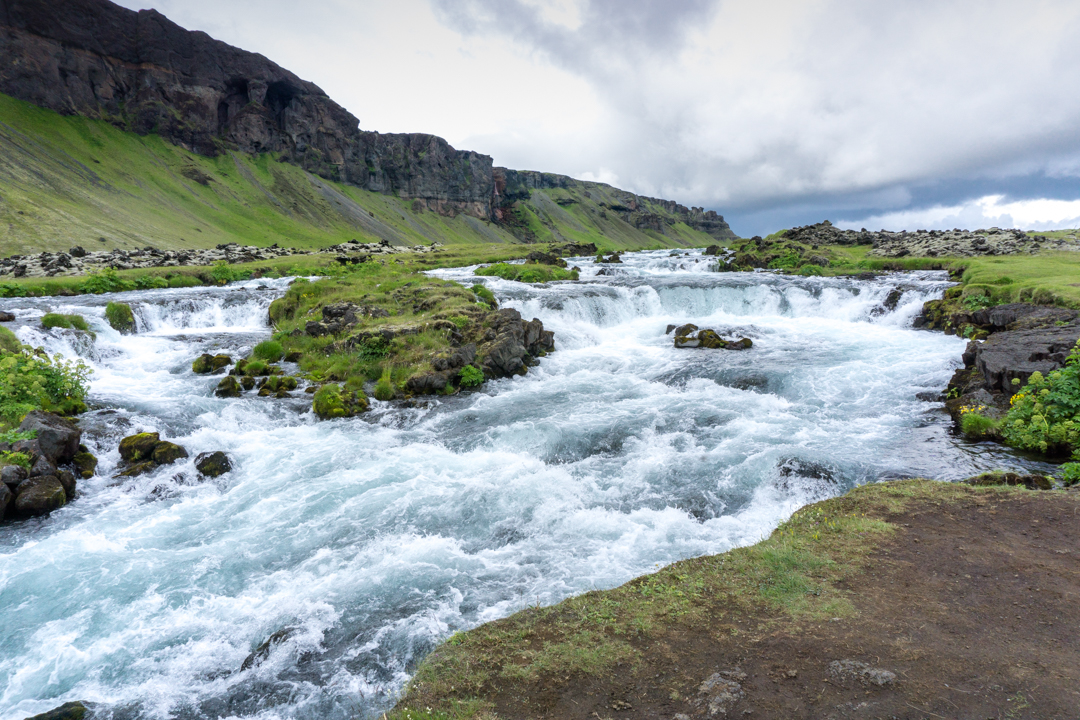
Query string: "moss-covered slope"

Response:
xmin=0 ymin=93 xmax=726 ymax=256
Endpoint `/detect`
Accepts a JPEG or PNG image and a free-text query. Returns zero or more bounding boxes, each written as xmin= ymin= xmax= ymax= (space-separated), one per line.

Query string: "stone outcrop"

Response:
xmin=114 ymin=431 xmax=189 ymax=478
xmin=0 ymin=411 xmax=87 ymax=519
xmin=667 ymin=324 xmax=753 ymax=350
xmin=0 ymin=0 xmax=495 ymax=218
xmin=782 ymin=221 xmax=1079 ymax=257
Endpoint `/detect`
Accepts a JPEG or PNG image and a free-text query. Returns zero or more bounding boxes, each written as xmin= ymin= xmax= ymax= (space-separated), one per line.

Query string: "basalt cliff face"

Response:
xmin=0 ymin=0 xmax=734 ymax=240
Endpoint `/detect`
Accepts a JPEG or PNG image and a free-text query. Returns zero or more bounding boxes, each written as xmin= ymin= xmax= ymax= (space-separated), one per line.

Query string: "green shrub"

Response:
xmin=41 ymin=313 xmax=91 ymax=331
xmin=767 ymin=252 xmax=802 ymax=270
xmin=209 ymin=261 xmax=252 ymax=285
xmin=167 ymin=275 xmax=203 ymax=288
xmin=0 ymin=326 xmax=20 ymax=354
xmin=81 ymin=268 xmax=133 ymax=294
xmin=960 ymin=411 xmax=998 ymax=438
xmin=1002 ymin=342 xmax=1080 ymax=455
xmin=0 ymin=451 xmax=31 ymax=470
xmin=0 ymin=428 xmax=36 ymax=444
xmin=243 ymin=359 xmax=268 ymax=376
xmin=797 ymin=264 xmax=824 ymax=276
xmin=447 ymin=315 xmax=470 ymax=329
xmin=373 ymin=366 xmax=395 ymax=401
xmin=105 ymin=302 xmax=136 ymax=333
xmin=0 ymin=283 xmax=27 ymax=298
xmin=471 ymin=284 xmax=497 ymax=308
xmin=253 ymin=340 xmax=284 ymax=362
xmin=0 ymin=348 xmax=91 ymax=426
xmin=961 ymin=293 xmax=994 ymax=311
xmin=354 ymin=336 xmax=390 ymax=361
xmin=133 ymin=275 xmax=168 ymax=290
xmin=1061 ymin=462 xmax=1080 ymax=485
xmin=459 ymin=365 xmax=484 ymax=388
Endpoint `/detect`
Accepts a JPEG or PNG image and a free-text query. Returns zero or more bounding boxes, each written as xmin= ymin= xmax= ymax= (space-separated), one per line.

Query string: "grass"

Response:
xmin=390 ymin=479 xmax=1028 ymax=719
xmin=40 ymin=313 xmax=90 ymax=331
xmin=474 ymin=263 xmax=578 ymax=283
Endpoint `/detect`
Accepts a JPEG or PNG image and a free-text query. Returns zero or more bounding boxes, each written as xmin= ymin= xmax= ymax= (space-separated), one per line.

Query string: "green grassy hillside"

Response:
xmin=0 ymin=93 xmax=722 ymax=256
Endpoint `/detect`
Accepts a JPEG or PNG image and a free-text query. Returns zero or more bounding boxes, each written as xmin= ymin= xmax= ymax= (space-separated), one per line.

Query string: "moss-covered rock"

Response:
xmin=312 ymin=383 xmax=368 ymax=419
xmin=963 ymin=472 xmax=1052 ymax=490
xmin=0 ymin=325 xmax=21 ymax=353
xmin=119 ymin=432 xmax=160 ymax=462
xmin=215 ymin=376 xmax=242 ymax=398
xmin=105 ymin=301 xmax=136 ymax=334
xmin=24 ymin=701 xmax=89 ymax=720
xmin=192 ymin=353 xmax=232 ymax=374
xmin=152 ymin=441 xmax=189 ymax=465
xmin=697 ymin=329 xmax=727 ymax=349
xmin=41 ymin=313 xmax=91 ymax=332
xmin=13 ymin=475 xmax=66 ymax=516
xmin=240 ymin=376 xmax=256 ymax=391
xmin=73 ymin=451 xmax=98 ymax=479
xmin=116 ymin=460 xmax=158 ymax=478
xmin=195 ymin=451 xmax=232 ymax=477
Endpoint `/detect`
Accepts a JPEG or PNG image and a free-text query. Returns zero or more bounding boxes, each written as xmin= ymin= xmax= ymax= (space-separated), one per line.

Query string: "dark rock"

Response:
xmin=2 ymin=463 xmax=28 ymax=490
xmin=215 ymin=376 xmax=243 ymax=398
xmin=665 ymin=324 xmax=677 ymax=335
xmin=192 ymin=353 xmax=233 ymax=374
xmin=703 ymin=245 xmax=721 ymax=256
xmin=119 ymin=432 xmax=160 ymax=462
xmin=195 ymin=451 xmax=232 ymax=477
xmin=674 ymin=323 xmax=699 ymax=337
xmin=57 ymin=468 xmax=77 ymax=498
xmin=974 ymin=323 xmax=1080 ymax=392
xmin=23 ymin=701 xmax=89 ymax=720
xmin=432 ymin=343 xmax=477 ymax=372
xmin=972 ymin=303 xmax=1078 ymax=331
xmin=0 ymin=481 xmax=11 ymax=518
xmin=29 ymin=454 xmax=57 ymax=478
xmin=697 ymin=329 xmax=727 ymax=349
xmin=240 ymin=376 xmax=256 ymax=391
xmin=0 ymin=310 xmax=14 ymax=322
xmin=18 ymin=411 xmax=81 ymax=464
xmin=241 ymin=628 xmax=294 ymax=671
xmin=405 ymin=370 xmax=456 ymax=395
xmin=69 ymin=246 xmax=87 ymax=258
xmin=152 ymin=441 xmax=189 ymax=465
xmin=525 ymin=251 xmax=567 ymax=268
xmin=116 ymin=461 xmax=158 ymax=478
xmin=14 ymin=475 xmax=66 ymax=516
xmin=674 ymin=335 xmax=701 ymax=348
xmin=73 ymin=451 xmax=98 ymax=479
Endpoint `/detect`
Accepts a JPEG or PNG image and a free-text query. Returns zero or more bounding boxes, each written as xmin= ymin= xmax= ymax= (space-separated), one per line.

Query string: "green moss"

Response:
xmin=474 ymin=263 xmax=578 ymax=283
xmin=312 ymin=383 xmax=368 ymax=419
xmin=105 ymin=301 xmax=136 ymax=334
xmin=0 ymin=326 xmax=20 ymax=354
xmin=252 ymin=340 xmax=283 ymax=362
xmin=960 ymin=411 xmax=999 ymax=438
xmin=41 ymin=313 xmax=91 ymax=331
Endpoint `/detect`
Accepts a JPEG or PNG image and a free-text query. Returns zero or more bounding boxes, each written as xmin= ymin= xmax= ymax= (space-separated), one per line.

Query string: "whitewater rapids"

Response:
xmin=0 ymin=251 xmax=1052 ymax=720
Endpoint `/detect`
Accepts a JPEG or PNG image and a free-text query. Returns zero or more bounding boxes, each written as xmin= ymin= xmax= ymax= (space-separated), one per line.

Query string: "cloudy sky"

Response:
xmin=114 ymin=0 xmax=1080 ymax=236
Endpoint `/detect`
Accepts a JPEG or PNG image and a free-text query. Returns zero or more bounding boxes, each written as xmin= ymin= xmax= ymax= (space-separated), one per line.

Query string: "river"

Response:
xmin=0 ymin=250 xmax=1053 ymax=720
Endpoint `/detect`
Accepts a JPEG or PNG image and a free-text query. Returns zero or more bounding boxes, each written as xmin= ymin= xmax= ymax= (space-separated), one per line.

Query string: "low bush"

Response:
xmin=133 ymin=275 xmax=168 ymax=290
xmin=81 ymin=268 xmax=132 ymax=294
xmin=208 ymin=261 xmax=252 ymax=285
xmin=797 ymin=264 xmax=824 ymax=276
xmin=252 ymin=340 xmax=284 ymax=362
xmin=1002 ymin=341 xmax=1080 ymax=456
xmin=0 ymin=326 xmax=20 ymax=353
xmin=960 ymin=411 xmax=998 ymax=438
xmin=0 ymin=347 xmax=91 ymax=427
xmin=471 ymin=284 xmax=497 ymax=308
xmin=41 ymin=313 xmax=91 ymax=331
xmin=0 ymin=450 xmax=30 ymax=470
xmin=459 ymin=365 xmax=484 ymax=388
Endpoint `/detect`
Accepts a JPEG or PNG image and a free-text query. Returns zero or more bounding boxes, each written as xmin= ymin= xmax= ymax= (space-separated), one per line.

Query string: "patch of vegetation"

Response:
xmin=209 ymin=261 xmax=252 ymax=285
xmin=252 ymin=340 xmax=283 ymax=362
xmin=373 ymin=365 xmax=396 ymax=401
xmin=41 ymin=313 xmax=91 ymax=331
xmin=459 ymin=365 xmax=484 ymax=388
xmin=474 ymin=263 xmax=579 ymax=283
xmin=0 ymin=326 xmax=20 ymax=353
xmin=960 ymin=409 xmax=999 ymax=438
xmin=0 ymin=450 xmax=31 ymax=470
xmin=105 ymin=301 xmax=136 ymax=333
xmin=1060 ymin=462 xmax=1080 ymax=485
xmin=1002 ymin=342 xmax=1080 ymax=457
xmin=0 ymin=345 xmax=91 ymax=427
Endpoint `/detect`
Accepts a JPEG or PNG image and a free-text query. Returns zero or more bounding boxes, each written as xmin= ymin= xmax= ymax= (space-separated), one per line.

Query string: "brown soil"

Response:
xmin=480 ymin=489 xmax=1080 ymax=720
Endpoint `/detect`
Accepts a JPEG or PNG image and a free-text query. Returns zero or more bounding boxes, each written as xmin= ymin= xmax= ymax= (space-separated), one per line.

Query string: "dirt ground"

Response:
xmin=478 ymin=489 xmax=1080 ymax=720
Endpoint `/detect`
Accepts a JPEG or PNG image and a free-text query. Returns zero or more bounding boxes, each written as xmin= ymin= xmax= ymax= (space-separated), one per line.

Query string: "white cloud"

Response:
xmin=837 ymin=195 xmax=1080 ymax=232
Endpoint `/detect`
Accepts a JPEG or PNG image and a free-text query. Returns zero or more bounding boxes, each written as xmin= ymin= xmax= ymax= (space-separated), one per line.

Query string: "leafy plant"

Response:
xmin=0 ymin=428 xmax=36 ymax=444
xmin=0 ymin=327 xmax=20 ymax=354
xmin=0 ymin=451 xmax=31 ymax=470
xmin=797 ymin=264 xmax=824 ymax=276
xmin=459 ymin=365 xmax=484 ymax=388
xmin=133 ymin=275 xmax=168 ymax=290
xmin=0 ymin=348 xmax=91 ymax=427
xmin=447 ymin=315 xmax=470 ymax=329
xmin=209 ymin=261 xmax=252 ymax=285
xmin=961 ymin=293 xmax=994 ymax=311
xmin=0 ymin=283 xmax=27 ymax=298
xmin=960 ymin=411 xmax=998 ymax=438
xmin=81 ymin=268 xmax=133 ymax=294
xmin=1060 ymin=462 xmax=1080 ymax=486
xmin=354 ymin=335 xmax=390 ymax=361
xmin=41 ymin=313 xmax=91 ymax=331
xmin=1001 ymin=342 xmax=1080 ymax=455
xmin=767 ymin=252 xmax=802 ymax=270
xmin=252 ymin=340 xmax=284 ymax=362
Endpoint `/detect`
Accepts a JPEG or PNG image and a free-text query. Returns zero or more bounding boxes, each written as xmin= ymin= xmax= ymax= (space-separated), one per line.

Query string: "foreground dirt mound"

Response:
xmin=395 ymin=481 xmax=1080 ymax=720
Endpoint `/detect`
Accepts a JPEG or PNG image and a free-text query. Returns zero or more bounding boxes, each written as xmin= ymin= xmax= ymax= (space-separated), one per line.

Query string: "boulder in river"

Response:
xmin=0 ymin=310 xmax=15 ymax=322
xmin=312 ymin=383 xmax=368 ymax=419
xmin=73 ymin=449 xmax=98 ymax=479
xmin=18 ymin=411 xmax=81 ymax=465
xmin=13 ymin=475 xmax=67 ymax=516
xmin=105 ymin=301 xmax=136 ymax=334
xmin=152 ymin=441 xmax=189 ymax=465
xmin=24 ymin=701 xmax=89 ymax=720
xmin=116 ymin=461 xmax=158 ymax=478
xmin=215 ymin=376 xmax=243 ymax=398
xmin=195 ymin=451 xmax=232 ymax=478
xmin=192 ymin=353 xmax=232 ymax=374
xmin=119 ymin=432 xmax=160 ymax=462
xmin=1 ymin=462 xmax=27 ymax=490
xmin=673 ymin=327 xmax=753 ymax=351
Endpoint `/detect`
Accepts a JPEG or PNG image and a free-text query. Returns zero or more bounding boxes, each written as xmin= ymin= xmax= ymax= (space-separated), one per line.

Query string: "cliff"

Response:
xmin=0 ymin=0 xmax=735 ymax=242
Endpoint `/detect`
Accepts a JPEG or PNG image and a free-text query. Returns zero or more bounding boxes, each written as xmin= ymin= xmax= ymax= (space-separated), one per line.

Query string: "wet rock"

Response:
xmin=971 ymin=302 xmax=1078 ymax=331
xmin=73 ymin=451 xmax=98 ymax=479
xmin=525 ymin=250 xmax=567 ymax=267
xmin=703 ymin=244 xmax=721 ymax=256
xmin=405 ymin=369 xmax=456 ymax=395
xmin=964 ymin=472 xmax=1053 ymax=490
xmin=192 ymin=353 xmax=233 ymax=374
xmin=698 ymin=329 xmax=726 ymax=349
xmin=0 ymin=310 xmax=14 ymax=321
xmin=195 ymin=451 xmax=232 ymax=478
xmin=0 ymin=481 xmax=11 ymax=518
xmin=2 ymin=463 xmax=28 ymax=490
xmin=119 ymin=432 xmax=160 ymax=462
xmin=312 ymin=384 xmax=368 ymax=419
xmin=674 ymin=335 xmax=701 ymax=348
xmin=974 ymin=322 xmax=1080 ymax=392
xmin=152 ymin=441 xmax=189 ymax=465
xmin=18 ymin=411 xmax=81 ymax=465
xmin=674 ymin=323 xmax=699 ymax=337
xmin=116 ymin=461 xmax=158 ymax=478
xmin=828 ymin=659 xmax=897 ymax=687
xmin=57 ymin=468 xmax=77 ymax=498
xmin=240 ymin=376 xmax=256 ymax=391
xmin=215 ymin=376 xmax=243 ymax=398
xmin=241 ymin=627 xmax=295 ymax=671
xmin=23 ymin=701 xmax=89 ymax=720
xmin=432 ymin=343 xmax=477 ymax=372
xmin=29 ymin=454 xmax=58 ymax=478
xmin=14 ymin=475 xmax=66 ymax=516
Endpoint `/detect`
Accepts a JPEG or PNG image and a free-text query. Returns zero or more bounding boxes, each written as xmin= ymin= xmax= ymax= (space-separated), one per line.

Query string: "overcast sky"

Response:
xmin=114 ymin=0 xmax=1080 ymax=236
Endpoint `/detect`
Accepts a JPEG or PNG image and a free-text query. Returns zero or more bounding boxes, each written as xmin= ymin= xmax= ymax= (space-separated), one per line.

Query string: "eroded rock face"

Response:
xmin=782 ymin=221 xmax=1080 ymax=257
xmin=13 ymin=475 xmax=67 ymax=517
xmin=975 ymin=323 xmax=1080 ymax=393
xmin=0 ymin=0 xmax=495 ymax=218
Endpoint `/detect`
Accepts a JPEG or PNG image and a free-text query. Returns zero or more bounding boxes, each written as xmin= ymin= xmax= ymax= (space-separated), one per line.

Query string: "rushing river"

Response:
xmin=0 ymin=250 xmax=1054 ymax=720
